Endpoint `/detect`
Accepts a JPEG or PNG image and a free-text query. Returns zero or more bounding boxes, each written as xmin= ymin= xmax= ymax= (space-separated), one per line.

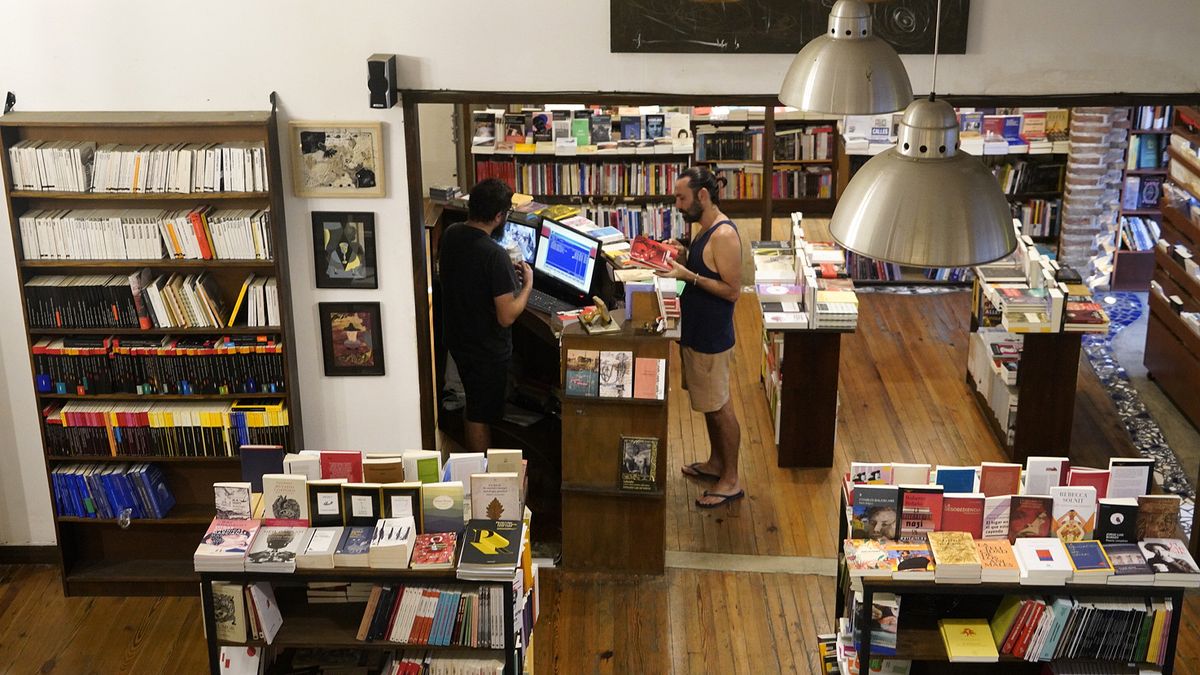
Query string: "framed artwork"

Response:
xmin=319 ymin=302 xmax=385 ymax=376
xmin=289 ymin=121 xmax=385 ymax=198
xmin=619 ymin=436 xmax=658 ymax=492
xmin=312 ymin=211 xmax=378 ymax=289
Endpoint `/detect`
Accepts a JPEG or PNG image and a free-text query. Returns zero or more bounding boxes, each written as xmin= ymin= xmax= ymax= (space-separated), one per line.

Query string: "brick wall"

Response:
xmin=1061 ymin=107 xmax=1128 ymax=271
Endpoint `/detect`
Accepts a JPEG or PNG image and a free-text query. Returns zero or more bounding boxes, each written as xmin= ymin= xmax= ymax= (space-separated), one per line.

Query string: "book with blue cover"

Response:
xmin=1063 ymin=540 xmax=1113 ymax=573
xmin=935 ymin=466 xmax=977 ymax=493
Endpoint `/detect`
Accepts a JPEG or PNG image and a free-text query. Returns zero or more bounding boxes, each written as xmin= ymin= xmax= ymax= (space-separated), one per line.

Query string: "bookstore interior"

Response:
xmin=2 ymin=2 xmax=1200 ymax=674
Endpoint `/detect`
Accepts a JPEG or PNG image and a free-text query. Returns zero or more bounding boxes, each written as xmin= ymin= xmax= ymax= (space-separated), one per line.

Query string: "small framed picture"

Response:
xmin=289 ymin=121 xmax=385 ymax=198
xmin=619 ymin=436 xmax=658 ymax=492
xmin=319 ymin=302 xmax=385 ymax=376
xmin=312 ymin=211 xmax=377 ymax=289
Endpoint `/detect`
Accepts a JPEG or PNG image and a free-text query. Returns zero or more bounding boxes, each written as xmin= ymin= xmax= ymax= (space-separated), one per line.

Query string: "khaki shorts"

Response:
xmin=680 ymin=345 xmax=732 ymax=413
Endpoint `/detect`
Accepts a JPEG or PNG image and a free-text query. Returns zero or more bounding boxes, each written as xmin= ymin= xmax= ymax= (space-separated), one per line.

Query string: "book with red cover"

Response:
xmin=410 ymin=532 xmax=457 ymax=569
xmin=321 ymin=450 xmax=364 ymax=483
xmin=1066 ymin=467 xmax=1110 ymax=497
xmin=979 ymin=462 xmax=1022 ymax=497
xmin=941 ymin=493 xmax=985 ymax=539
xmin=632 ymin=357 xmax=666 ymax=400
xmin=1008 ymin=495 xmax=1053 ymax=542
xmin=629 ymin=235 xmax=674 ymax=272
xmin=898 ymin=485 xmax=943 ymax=543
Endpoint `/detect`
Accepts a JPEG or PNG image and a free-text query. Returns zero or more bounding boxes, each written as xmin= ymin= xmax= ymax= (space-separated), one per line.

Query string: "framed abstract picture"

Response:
xmin=312 ymin=211 xmax=377 ymax=289
xmin=289 ymin=121 xmax=385 ymax=198
xmin=318 ymin=302 xmax=385 ymax=376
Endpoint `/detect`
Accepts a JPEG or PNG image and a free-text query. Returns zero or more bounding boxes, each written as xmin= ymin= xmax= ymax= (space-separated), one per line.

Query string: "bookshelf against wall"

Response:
xmin=460 ymin=103 xmax=839 ymax=238
xmin=841 ymin=108 xmax=1071 ymax=286
xmin=0 ymin=107 xmax=301 ymax=596
xmin=1110 ymin=105 xmax=1173 ymax=291
xmin=1144 ymin=105 xmax=1200 ymax=431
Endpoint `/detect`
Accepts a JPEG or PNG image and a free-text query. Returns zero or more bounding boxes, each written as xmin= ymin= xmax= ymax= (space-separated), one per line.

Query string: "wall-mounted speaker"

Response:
xmin=368 ymin=53 xmax=397 ymax=109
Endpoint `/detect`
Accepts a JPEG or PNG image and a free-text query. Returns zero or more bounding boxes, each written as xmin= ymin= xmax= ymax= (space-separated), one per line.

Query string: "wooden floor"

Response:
xmin=0 ymin=290 xmax=1192 ymax=674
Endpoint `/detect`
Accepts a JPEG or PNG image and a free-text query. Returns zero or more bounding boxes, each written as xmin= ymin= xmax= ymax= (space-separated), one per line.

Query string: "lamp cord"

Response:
xmin=930 ymin=0 xmax=942 ymax=101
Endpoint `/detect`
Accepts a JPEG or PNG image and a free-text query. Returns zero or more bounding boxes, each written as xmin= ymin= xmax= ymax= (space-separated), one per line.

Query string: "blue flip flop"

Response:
xmin=696 ymin=489 xmax=745 ymax=508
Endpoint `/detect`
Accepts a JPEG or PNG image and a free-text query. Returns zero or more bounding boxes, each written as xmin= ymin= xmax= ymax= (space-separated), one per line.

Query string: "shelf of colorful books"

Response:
xmin=57 ymin=503 xmax=214 ymax=525
xmin=28 ymin=326 xmax=282 ymax=335
xmin=37 ymin=391 xmax=286 ymax=401
xmin=531 ymin=194 xmax=674 ymax=205
xmin=48 ymin=454 xmax=240 ymax=464
xmin=8 ymin=190 xmax=270 ymax=201
xmin=19 ymin=259 xmax=275 ymax=269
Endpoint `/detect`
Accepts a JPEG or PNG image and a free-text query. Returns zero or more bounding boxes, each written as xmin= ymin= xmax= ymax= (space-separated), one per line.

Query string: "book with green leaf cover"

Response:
xmin=469 ymin=473 xmax=521 ymax=520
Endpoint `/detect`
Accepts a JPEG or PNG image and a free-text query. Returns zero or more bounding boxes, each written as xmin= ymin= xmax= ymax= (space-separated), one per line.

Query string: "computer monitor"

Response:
xmin=533 ymin=218 xmax=600 ymax=297
xmin=499 ymin=218 xmax=538 ymax=264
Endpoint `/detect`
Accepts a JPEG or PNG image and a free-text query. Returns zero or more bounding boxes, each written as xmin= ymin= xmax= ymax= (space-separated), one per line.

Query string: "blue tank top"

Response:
xmin=680 ymin=219 xmax=738 ymax=353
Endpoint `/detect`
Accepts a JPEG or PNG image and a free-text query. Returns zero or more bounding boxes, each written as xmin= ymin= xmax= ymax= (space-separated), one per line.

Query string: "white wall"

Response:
xmin=1 ymin=0 xmax=1198 ymax=545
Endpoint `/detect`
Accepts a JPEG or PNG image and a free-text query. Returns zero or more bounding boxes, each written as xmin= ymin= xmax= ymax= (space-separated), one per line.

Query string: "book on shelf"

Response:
xmin=1104 ymin=542 xmax=1156 ymax=585
xmin=975 ymin=539 xmax=1020 ymax=582
xmin=1095 ymin=498 xmax=1139 ymax=544
xmin=1136 ymin=494 xmax=1181 ymax=539
xmin=342 ymin=482 xmax=383 ymax=526
xmin=469 ymin=472 xmax=521 ymax=520
xmin=884 ymin=542 xmax=934 ymax=580
xmin=245 ymin=525 xmax=307 ymax=573
xmin=381 ymin=482 xmax=422 ymax=530
xmin=362 ymin=455 xmax=406 ymax=484
xmin=410 ymin=531 xmax=458 ymax=570
xmin=1138 ymin=538 xmax=1200 ymax=586
xmin=367 ymin=516 xmax=417 ymax=569
xmin=1049 ymin=485 xmax=1097 ymax=541
xmin=402 ymin=449 xmax=442 ymax=485
xmin=441 ymin=453 xmax=486 ymax=495
xmin=940 ymin=493 xmax=984 ymax=540
xmin=296 ymin=526 xmax=342 ymax=570
xmin=632 ymin=357 xmax=666 ymax=400
xmin=50 ymin=462 xmax=176 ymax=520
xmin=850 ymin=485 xmax=900 ymax=541
xmin=897 ymin=484 xmax=943 ymax=543
xmin=939 ymin=618 xmax=998 ymax=663
xmin=1062 ymin=540 xmax=1114 ymax=584
xmin=1012 ymin=537 xmax=1072 ymax=584
xmin=260 ymin=473 xmax=309 ymax=525
xmin=1107 ymin=457 xmax=1155 ymax=499
xmin=214 ymin=482 xmax=254 ymax=520
xmin=926 ymin=531 xmax=982 ymax=582
xmin=420 ymin=481 xmax=465 ymax=534
xmin=1022 ymin=456 xmax=1069 ymax=495
xmin=319 ymin=450 xmax=364 ymax=483
xmin=458 ymin=518 xmax=523 ymax=580
xmin=978 ymin=462 xmax=1022 ymax=497
xmin=194 ymin=518 xmax=261 ymax=572
xmin=307 ymin=478 xmax=347 ymax=527
xmin=334 ymin=524 xmax=375 ymax=568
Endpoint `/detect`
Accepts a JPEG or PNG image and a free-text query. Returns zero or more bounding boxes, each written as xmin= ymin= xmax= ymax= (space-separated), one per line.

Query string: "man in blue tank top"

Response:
xmin=659 ymin=167 xmax=745 ymax=508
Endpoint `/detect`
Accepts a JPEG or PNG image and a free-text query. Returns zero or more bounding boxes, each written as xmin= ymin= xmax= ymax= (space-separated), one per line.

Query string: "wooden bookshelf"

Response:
xmin=1142 ymin=108 xmax=1200 ymax=434
xmin=458 ymin=104 xmax=840 ymax=239
xmin=0 ymin=103 xmax=303 ymax=596
xmin=1112 ymin=108 xmax=1170 ymax=291
xmin=199 ymin=570 xmax=526 ymax=675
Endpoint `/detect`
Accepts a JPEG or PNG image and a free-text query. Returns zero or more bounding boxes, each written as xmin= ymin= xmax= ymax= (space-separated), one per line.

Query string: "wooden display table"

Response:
xmin=764 ymin=326 xmax=853 ymax=468
xmin=559 ymin=318 xmax=669 ymax=574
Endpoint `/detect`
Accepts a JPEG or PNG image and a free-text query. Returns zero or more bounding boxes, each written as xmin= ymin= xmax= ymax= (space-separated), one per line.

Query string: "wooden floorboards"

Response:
xmin=0 ymin=290 xmax=1180 ymax=674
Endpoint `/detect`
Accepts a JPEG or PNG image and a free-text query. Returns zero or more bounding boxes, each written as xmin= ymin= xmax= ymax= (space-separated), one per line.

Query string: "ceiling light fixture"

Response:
xmin=778 ymin=0 xmax=913 ymax=115
xmin=828 ymin=0 xmax=1016 ymax=268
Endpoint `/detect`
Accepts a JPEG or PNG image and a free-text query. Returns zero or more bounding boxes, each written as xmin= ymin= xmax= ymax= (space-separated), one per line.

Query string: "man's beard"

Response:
xmin=682 ymin=201 xmax=704 ymax=223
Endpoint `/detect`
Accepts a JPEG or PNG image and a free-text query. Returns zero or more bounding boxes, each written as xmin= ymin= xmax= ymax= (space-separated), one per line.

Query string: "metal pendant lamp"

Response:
xmin=829 ymin=0 xmax=1016 ymax=268
xmin=779 ymin=0 xmax=913 ymax=115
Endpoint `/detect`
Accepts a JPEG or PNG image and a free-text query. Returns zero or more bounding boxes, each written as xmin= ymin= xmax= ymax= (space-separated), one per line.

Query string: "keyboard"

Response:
xmin=526 ymin=288 xmax=575 ymax=315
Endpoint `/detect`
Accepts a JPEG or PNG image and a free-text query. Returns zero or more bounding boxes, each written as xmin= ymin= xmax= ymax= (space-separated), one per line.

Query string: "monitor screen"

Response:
xmin=533 ymin=218 xmax=600 ymax=294
xmin=499 ymin=219 xmax=538 ymax=264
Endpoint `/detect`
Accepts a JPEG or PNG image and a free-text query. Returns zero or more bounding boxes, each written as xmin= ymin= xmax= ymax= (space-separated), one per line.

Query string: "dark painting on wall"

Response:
xmin=313 ymin=211 xmax=377 ymax=289
xmin=610 ymin=0 xmax=969 ymax=54
xmin=319 ymin=302 xmax=385 ymax=376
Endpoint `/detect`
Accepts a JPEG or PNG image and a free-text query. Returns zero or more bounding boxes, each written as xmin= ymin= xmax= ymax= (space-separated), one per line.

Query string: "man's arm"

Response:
xmin=495 ymin=261 xmax=533 ymax=327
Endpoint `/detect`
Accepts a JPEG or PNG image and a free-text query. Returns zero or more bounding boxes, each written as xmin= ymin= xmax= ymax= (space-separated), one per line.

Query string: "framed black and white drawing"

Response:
xmin=289 ymin=121 xmax=385 ymax=198
xmin=312 ymin=211 xmax=378 ymax=289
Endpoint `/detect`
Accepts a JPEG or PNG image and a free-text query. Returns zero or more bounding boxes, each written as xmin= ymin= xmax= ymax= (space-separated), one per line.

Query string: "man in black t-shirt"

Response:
xmin=439 ymin=178 xmax=533 ymax=452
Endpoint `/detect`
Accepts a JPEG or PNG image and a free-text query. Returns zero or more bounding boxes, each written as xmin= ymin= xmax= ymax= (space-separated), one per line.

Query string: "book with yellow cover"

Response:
xmin=939 ymin=618 xmax=999 ymax=662
xmin=927 ymin=531 xmax=982 ymax=568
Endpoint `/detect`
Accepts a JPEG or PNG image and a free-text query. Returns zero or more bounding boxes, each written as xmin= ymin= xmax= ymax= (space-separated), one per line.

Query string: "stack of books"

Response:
xmin=927 ymin=531 xmax=982 ymax=583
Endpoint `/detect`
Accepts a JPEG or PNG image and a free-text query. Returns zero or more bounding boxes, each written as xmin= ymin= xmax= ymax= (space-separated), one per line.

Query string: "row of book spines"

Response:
xmin=992 ymin=595 xmax=1173 ymax=664
xmin=358 ymin=585 xmax=504 ymax=648
xmin=45 ymin=428 xmax=287 ymax=460
xmin=51 ymin=462 xmax=174 ymax=519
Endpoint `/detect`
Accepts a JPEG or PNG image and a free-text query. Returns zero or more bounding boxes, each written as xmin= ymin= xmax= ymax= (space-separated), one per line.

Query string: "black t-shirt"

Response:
xmin=439 ymin=223 xmax=518 ymax=362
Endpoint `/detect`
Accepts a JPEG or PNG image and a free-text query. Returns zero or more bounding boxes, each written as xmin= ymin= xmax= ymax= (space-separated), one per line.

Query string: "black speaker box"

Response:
xmin=367 ymin=53 xmax=397 ymax=109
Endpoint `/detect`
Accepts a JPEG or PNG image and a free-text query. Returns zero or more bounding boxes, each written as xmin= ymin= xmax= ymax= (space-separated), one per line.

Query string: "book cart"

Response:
xmin=199 ymin=565 xmax=524 ymax=675
xmin=834 ymin=489 xmax=1187 ymax=673
xmin=0 ymin=99 xmax=302 ymax=596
